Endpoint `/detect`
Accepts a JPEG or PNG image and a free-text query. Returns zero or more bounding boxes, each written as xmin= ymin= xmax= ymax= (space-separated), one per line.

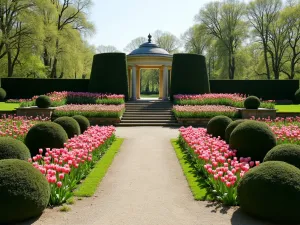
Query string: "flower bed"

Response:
xmin=178 ymin=126 xmax=256 ymax=205
xmin=30 ymin=125 xmax=116 ymax=205
xmin=252 ymin=117 xmax=300 ymax=145
xmin=173 ymin=105 xmax=238 ymax=118
xmin=16 ymin=91 xmax=125 ymax=107
xmin=173 ymin=93 xmax=275 ymax=109
xmin=53 ymin=104 xmax=125 ymax=118
xmin=0 ymin=115 xmax=48 ymax=141
xmin=178 ymin=117 xmax=300 ymax=205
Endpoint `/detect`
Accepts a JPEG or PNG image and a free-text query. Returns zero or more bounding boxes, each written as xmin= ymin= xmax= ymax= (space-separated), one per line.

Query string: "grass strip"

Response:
xmin=0 ymin=102 xmax=20 ymax=111
xmin=74 ymin=138 xmax=124 ymax=197
xmin=275 ymin=105 xmax=300 ymax=113
xmin=171 ymin=139 xmax=209 ymax=201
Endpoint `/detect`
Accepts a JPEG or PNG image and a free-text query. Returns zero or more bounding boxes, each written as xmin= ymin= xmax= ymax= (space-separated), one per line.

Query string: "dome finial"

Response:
xmin=148 ymin=33 xmax=152 ymax=43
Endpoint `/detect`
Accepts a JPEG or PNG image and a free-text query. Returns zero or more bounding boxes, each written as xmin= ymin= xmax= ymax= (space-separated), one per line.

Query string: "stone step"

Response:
xmin=125 ymin=105 xmax=172 ymax=108
xmin=122 ymin=117 xmax=176 ymax=121
xmin=121 ymin=119 xmax=178 ymax=123
xmin=125 ymin=109 xmax=173 ymax=112
xmin=117 ymin=122 xmax=179 ymax=127
xmin=122 ymin=115 xmax=175 ymax=118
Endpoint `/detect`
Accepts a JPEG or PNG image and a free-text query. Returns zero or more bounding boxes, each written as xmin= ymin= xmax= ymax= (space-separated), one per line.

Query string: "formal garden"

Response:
xmin=1 ymin=51 xmax=300 ymax=224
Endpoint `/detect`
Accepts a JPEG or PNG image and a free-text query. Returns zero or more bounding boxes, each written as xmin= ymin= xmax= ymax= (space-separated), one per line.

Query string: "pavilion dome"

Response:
xmin=128 ymin=34 xmax=171 ymax=57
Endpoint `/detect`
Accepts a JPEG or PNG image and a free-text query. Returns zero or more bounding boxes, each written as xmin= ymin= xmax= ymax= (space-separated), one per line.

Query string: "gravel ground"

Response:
xmin=19 ymin=127 xmax=272 ymax=225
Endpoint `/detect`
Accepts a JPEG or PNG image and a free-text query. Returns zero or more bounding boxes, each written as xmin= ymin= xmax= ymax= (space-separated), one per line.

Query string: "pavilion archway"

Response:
xmin=127 ymin=34 xmax=173 ymax=100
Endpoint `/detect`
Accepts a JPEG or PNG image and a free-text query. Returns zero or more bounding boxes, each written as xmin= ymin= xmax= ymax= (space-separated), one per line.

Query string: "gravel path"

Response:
xmin=21 ymin=127 xmax=271 ymax=225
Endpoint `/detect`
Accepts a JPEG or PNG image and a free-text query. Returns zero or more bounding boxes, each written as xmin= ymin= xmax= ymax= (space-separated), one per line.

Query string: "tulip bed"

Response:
xmin=178 ymin=126 xmax=257 ymax=205
xmin=30 ymin=125 xmax=116 ymax=206
xmin=177 ymin=117 xmax=300 ymax=205
xmin=0 ymin=115 xmax=48 ymax=141
xmin=16 ymin=91 xmax=125 ymax=107
xmin=52 ymin=104 xmax=125 ymax=118
xmin=173 ymin=105 xmax=238 ymax=118
xmin=173 ymin=94 xmax=275 ymax=109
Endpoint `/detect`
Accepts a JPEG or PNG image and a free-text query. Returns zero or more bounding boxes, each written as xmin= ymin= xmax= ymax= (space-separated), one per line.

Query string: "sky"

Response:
xmin=87 ymin=0 xmax=212 ymax=52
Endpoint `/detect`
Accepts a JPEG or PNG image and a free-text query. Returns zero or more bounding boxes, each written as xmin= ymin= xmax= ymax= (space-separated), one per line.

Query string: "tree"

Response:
xmin=153 ymin=30 xmax=181 ymax=54
xmin=247 ymin=0 xmax=282 ymax=79
xmin=280 ymin=3 xmax=300 ymax=79
xmin=0 ymin=0 xmax=45 ymax=77
xmin=96 ymin=45 xmax=119 ymax=53
xmin=196 ymin=0 xmax=247 ymax=79
xmin=181 ymin=24 xmax=210 ymax=55
xmin=46 ymin=0 xmax=94 ymax=78
xmin=123 ymin=36 xmax=146 ymax=53
xmin=267 ymin=18 xmax=289 ymax=79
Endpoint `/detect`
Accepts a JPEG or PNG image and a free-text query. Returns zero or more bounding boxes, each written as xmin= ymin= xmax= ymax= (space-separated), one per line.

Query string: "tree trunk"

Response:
xmin=50 ymin=57 xmax=58 ymax=78
xmin=43 ymin=47 xmax=50 ymax=66
xmin=231 ymin=55 xmax=235 ymax=80
xmin=7 ymin=50 xmax=13 ymax=77
xmin=263 ymin=43 xmax=271 ymax=80
xmin=228 ymin=51 xmax=234 ymax=80
xmin=50 ymin=39 xmax=59 ymax=78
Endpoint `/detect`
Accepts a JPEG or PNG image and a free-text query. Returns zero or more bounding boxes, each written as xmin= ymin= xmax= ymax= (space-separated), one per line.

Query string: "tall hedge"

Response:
xmin=88 ymin=53 xmax=129 ymax=100
xmin=170 ymin=54 xmax=210 ymax=99
xmin=1 ymin=78 xmax=89 ymax=99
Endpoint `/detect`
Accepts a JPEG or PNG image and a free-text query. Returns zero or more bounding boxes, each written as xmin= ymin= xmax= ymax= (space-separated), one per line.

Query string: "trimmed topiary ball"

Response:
xmin=0 ymin=87 xmax=6 ymax=101
xmin=294 ymin=88 xmax=300 ymax=103
xmin=0 ymin=159 xmax=50 ymax=223
xmin=229 ymin=120 xmax=276 ymax=161
xmin=35 ymin=95 xmax=51 ymax=108
xmin=0 ymin=137 xmax=31 ymax=160
xmin=25 ymin=122 xmax=68 ymax=157
xmin=237 ymin=161 xmax=300 ymax=224
xmin=72 ymin=115 xmax=90 ymax=133
xmin=53 ymin=116 xmax=81 ymax=139
xmin=244 ymin=96 xmax=260 ymax=109
xmin=264 ymin=144 xmax=300 ymax=169
xmin=224 ymin=119 xmax=246 ymax=143
xmin=207 ymin=116 xmax=232 ymax=140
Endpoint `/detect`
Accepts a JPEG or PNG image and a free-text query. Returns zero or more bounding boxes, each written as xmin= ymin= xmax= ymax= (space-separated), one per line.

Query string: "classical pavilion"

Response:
xmin=127 ymin=34 xmax=173 ymax=100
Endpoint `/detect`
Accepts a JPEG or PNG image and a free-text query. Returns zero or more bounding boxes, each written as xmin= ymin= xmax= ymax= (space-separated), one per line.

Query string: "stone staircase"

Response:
xmin=118 ymin=100 xmax=178 ymax=126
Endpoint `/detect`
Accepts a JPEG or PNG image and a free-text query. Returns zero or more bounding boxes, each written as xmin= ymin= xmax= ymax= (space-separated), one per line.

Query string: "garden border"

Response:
xmin=74 ymin=138 xmax=124 ymax=197
xmin=171 ymin=139 xmax=210 ymax=200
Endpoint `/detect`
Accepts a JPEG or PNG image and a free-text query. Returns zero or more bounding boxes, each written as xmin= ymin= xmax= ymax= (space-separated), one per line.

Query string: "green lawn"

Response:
xmin=140 ymin=94 xmax=159 ymax=98
xmin=275 ymin=105 xmax=300 ymax=113
xmin=0 ymin=102 xmax=20 ymax=111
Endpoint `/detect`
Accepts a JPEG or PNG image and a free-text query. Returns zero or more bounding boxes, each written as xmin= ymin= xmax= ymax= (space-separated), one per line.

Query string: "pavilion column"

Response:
xmin=136 ymin=67 xmax=141 ymax=99
xmin=128 ymin=68 xmax=132 ymax=98
xmin=131 ymin=66 xmax=137 ymax=101
xmin=163 ymin=66 xmax=168 ymax=100
xmin=159 ymin=67 xmax=163 ymax=99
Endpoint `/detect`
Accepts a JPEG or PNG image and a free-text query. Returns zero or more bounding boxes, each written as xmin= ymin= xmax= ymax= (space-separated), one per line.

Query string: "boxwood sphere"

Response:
xmin=207 ymin=116 xmax=232 ymax=140
xmin=0 ymin=159 xmax=50 ymax=224
xmin=224 ymin=119 xmax=246 ymax=143
xmin=53 ymin=116 xmax=81 ymax=138
xmin=264 ymin=144 xmax=300 ymax=169
xmin=237 ymin=161 xmax=300 ymax=223
xmin=35 ymin=95 xmax=51 ymax=108
xmin=294 ymin=88 xmax=300 ymax=103
xmin=244 ymin=96 xmax=260 ymax=109
xmin=229 ymin=120 xmax=276 ymax=161
xmin=72 ymin=115 xmax=90 ymax=133
xmin=25 ymin=122 xmax=68 ymax=156
xmin=0 ymin=87 xmax=6 ymax=101
xmin=0 ymin=137 xmax=31 ymax=160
